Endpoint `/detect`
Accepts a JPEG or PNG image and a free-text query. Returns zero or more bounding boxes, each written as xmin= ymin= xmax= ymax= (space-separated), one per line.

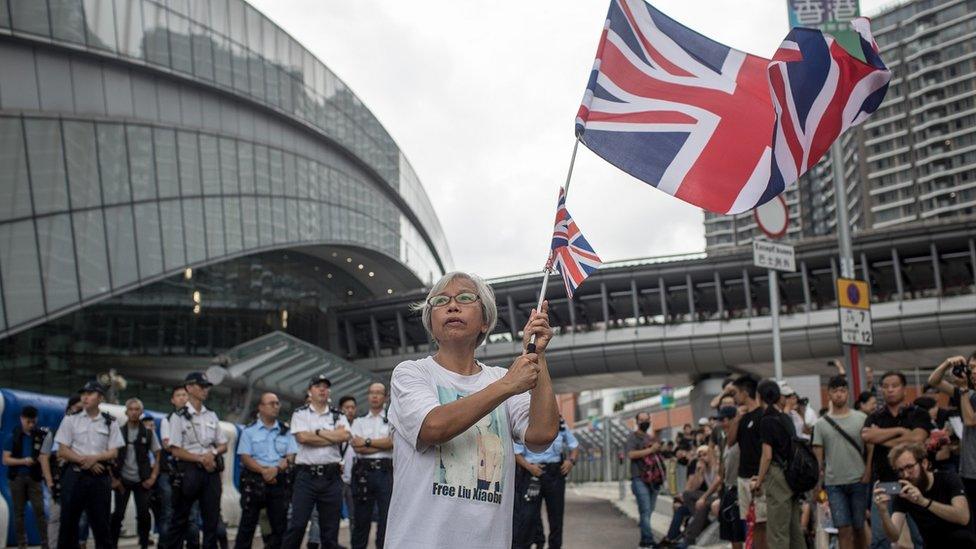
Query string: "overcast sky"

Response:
xmin=250 ymin=0 xmax=891 ymax=278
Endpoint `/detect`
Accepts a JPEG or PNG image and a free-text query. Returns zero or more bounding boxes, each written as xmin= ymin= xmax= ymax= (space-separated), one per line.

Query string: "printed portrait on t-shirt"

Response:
xmin=434 ymin=385 xmax=509 ymax=503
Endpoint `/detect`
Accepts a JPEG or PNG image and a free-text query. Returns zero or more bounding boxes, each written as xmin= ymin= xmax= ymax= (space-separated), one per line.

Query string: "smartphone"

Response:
xmin=878 ymin=481 xmax=902 ymax=496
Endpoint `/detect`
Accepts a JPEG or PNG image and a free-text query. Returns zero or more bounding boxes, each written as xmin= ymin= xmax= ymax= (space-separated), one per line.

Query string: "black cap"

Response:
xmin=713 ymin=406 xmax=737 ymax=420
xmin=308 ymin=374 xmax=332 ymax=388
xmin=78 ymin=380 xmax=106 ymax=395
xmin=184 ymin=372 xmax=213 ymax=387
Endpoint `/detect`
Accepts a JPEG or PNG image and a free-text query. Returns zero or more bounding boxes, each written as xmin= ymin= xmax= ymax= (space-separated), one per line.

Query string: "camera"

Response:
xmin=952 ymin=360 xmax=970 ymax=380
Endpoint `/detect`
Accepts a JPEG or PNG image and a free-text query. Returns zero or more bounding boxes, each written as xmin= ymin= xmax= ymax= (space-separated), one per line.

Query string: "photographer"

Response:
xmin=873 ymin=442 xmax=976 ymax=545
xmin=928 ymin=353 xmax=976 ymax=529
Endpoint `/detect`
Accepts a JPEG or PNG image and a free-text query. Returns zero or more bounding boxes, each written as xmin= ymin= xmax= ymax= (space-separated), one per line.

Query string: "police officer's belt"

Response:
xmin=355 ymin=458 xmax=392 ymax=471
xmin=69 ymin=462 xmax=113 ymax=476
xmin=296 ymin=463 xmax=341 ymax=476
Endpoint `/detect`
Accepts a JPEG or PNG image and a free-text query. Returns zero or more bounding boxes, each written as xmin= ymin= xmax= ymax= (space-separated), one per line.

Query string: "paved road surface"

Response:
xmin=559 ymin=491 xmax=643 ymax=548
xmin=116 ymin=491 xmax=641 ymax=548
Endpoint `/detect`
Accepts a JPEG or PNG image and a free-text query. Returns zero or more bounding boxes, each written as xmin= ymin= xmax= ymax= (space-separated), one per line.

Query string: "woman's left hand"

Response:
xmin=522 ymin=300 xmax=553 ymax=354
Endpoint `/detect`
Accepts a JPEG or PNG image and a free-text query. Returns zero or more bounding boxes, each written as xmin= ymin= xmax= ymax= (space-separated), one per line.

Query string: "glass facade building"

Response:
xmin=0 ymin=0 xmax=452 ymax=410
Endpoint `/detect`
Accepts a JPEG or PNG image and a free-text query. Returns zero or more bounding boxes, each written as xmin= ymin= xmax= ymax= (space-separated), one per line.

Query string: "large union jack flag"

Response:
xmin=547 ymin=188 xmax=602 ymax=298
xmin=576 ymin=0 xmax=890 ymax=214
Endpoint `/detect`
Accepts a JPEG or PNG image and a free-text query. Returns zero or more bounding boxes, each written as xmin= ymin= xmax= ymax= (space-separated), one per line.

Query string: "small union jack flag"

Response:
xmin=547 ymin=188 xmax=602 ymax=298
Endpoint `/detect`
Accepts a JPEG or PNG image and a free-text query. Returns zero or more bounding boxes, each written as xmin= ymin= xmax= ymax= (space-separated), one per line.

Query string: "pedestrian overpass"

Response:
xmin=337 ymin=218 xmax=976 ymax=392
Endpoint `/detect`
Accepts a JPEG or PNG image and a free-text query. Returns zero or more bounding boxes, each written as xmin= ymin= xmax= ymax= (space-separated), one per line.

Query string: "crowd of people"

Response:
xmin=1 ymin=271 xmax=568 ymax=549
xmin=6 ymin=270 xmax=976 ymax=549
xmin=2 ymin=371 xmax=396 ymax=549
xmin=625 ymin=354 xmax=976 ymax=548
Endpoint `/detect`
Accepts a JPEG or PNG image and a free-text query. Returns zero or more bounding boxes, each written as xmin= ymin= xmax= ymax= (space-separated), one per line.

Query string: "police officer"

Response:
xmin=159 ymin=385 xmax=200 ymax=549
xmin=282 ymin=374 xmax=351 ymax=549
xmin=3 ymin=405 xmax=50 ymax=548
xmin=40 ymin=396 xmax=82 ymax=549
xmin=165 ymin=372 xmax=228 ymax=549
xmin=512 ymin=415 xmax=580 ymax=549
xmin=235 ymin=392 xmax=297 ymax=549
xmin=349 ymin=382 xmax=394 ymax=549
xmin=54 ymin=381 xmax=124 ymax=549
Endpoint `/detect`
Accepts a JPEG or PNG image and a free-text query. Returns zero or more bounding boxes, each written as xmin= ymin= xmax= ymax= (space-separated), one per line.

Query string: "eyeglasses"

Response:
xmin=896 ymin=461 xmax=920 ymax=476
xmin=427 ymin=292 xmax=480 ymax=308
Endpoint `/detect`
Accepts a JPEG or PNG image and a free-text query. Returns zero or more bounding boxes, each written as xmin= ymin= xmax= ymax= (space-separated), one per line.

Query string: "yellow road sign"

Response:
xmin=837 ymin=278 xmax=870 ymax=310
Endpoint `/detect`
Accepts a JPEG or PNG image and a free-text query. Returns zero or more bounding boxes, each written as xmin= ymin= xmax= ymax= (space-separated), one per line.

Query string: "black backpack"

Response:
xmin=781 ymin=436 xmax=819 ymax=494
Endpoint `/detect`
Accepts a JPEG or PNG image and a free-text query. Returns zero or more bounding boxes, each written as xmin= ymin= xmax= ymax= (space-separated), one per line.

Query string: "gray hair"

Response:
xmin=124 ymin=397 xmax=144 ymax=409
xmin=412 ymin=271 xmax=498 ymax=346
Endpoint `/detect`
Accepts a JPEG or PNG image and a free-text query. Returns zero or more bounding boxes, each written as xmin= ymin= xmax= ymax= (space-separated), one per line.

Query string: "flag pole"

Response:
xmin=527 ymin=137 xmax=581 ymax=353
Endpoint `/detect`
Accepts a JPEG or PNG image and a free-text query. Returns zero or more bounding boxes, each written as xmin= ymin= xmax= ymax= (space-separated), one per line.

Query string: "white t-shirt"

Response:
xmin=385 ymin=356 xmax=531 ymax=549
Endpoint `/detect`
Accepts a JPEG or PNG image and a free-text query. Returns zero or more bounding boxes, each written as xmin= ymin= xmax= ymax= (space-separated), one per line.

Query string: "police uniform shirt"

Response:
xmin=291 ymin=404 xmax=350 ymax=465
xmin=54 ymin=411 xmax=124 ymax=456
xmin=167 ymin=404 xmax=227 ymax=454
xmin=350 ymin=410 xmax=392 ymax=460
xmin=159 ymin=416 xmax=173 ymax=447
xmin=514 ymin=425 xmax=579 ymax=464
xmin=237 ymin=421 xmax=298 ymax=468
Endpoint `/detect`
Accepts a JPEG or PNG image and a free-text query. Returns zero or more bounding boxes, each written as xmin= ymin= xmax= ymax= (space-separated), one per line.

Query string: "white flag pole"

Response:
xmin=527 ymin=137 xmax=581 ymax=353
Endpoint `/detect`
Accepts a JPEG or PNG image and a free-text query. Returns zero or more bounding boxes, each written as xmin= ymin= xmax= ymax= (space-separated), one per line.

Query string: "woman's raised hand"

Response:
xmin=522 ymin=300 xmax=553 ymax=354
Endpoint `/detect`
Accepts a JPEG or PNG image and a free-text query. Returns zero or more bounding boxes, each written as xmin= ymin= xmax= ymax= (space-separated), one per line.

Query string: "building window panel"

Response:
xmin=208 ymin=0 xmax=227 ymax=35
xmin=248 ymin=53 xmax=265 ymax=101
xmin=0 ymin=118 xmax=33 ymax=222
xmin=269 ymin=149 xmax=284 ymax=196
xmin=63 ymin=121 xmax=101 ymax=209
xmin=82 ymin=0 xmax=117 ymax=52
xmin=213 ymin=37 xmax=233 ymax=88
xmin=0 ymin=220 xmax=44 ymax=326
xmin=72 ymin=209 xmax=110 ymax=298
xmin=133 ymin=202 xmax=162 ymax=278
xmin=159 ymin=199 xmax=185 ymax=270
xmin=286 ymin=198 xmax=298 ymax=242
xmin=177 ymin=131 xmax=202 ymax=196
xmin=168 ymin=12 xmax=192 ymax=74
xmin=48 ymin=0 xmax=85 ymax=44
xmin=219 ymin=137 xmax=238 ymax=195
xmin=223 ymin=198 xmax=242 ymax=253
xmin=257 ymin=197 xmax=272 ymax=246
xmin=204 ymin=197 xmax=225 ymax=258
xmin=199 ymin=134 xmax=220 ymax=195
xmin=9 ymin=0 xmax=50 ymax=36
xmin=271 ymin=197 xmax=285 ymax=243
xmin=25 ymin=119 xmax=69 ymax=215
xmin=283 ymin=153 xmax=297 ymax=197
xmin=154 ymin=128 xmax=179 ymax=199
xmin=104 ymin=205 xmax=138 ymax=288
xmin=191 ymin=24 xmax=214 ymax=81
xmin=238 ymin=141 xmax=255 ymax=194
xmin=36 ymin=213 xmax=79 ymax=311
xmin=142 ymin=1 xmax=170 ymax=67
xmin=114 ymin=0 xmax=144 ymax=59
xmin=127 ymin=125 xmax=157 ymax=201
xmin=254 ymin=145 xmax=270 ymax=195
xmin=97 ymin=123 xmax=130 ymax=205
xmin=230 ymin=41 xmax=249 ymax=94
xmin=182 ymin=198 xmax=205 ymax=263
xmin=241 ymin=197 xmax=258 ymax=248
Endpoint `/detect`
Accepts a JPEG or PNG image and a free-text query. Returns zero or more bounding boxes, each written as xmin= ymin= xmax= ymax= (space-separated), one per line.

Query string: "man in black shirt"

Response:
xmin=874 ymin=442 xmax=976 ymax=545
xmin=752 ymin=380 xmax=804 ymax=548
xmin=727 ymin=375 xmax=765 ymax=548
xmin=862 ymin=371 xmax=930 ymax=548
